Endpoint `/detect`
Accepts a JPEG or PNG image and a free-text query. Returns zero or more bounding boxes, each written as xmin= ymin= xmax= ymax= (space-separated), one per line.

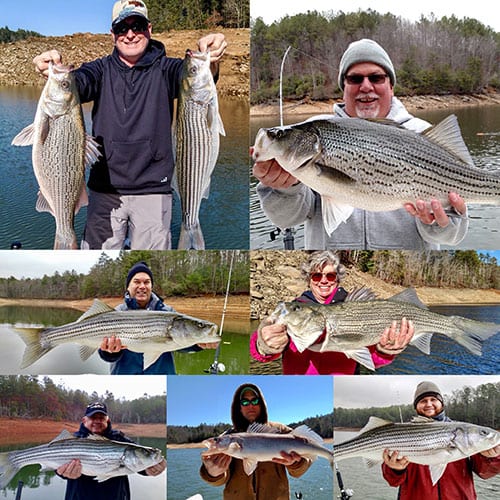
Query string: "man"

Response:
xmin=253 ymin=38 xmax=468 ymax=250
xmin=381 ymin=381 xmax=500 ymax=499
xmin=33 ymin=0 xmax=227 ymax=249
xmin=57 ymin=401 xmax=166 ymax=500
xmin=99 ymin=260 xmax=218 ymax=374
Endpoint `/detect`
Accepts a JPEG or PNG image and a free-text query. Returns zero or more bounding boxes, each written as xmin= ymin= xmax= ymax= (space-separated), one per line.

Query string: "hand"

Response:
xmin=252 ymin=159 xmax=298 ymax=189
xmin=480 ymin=445 xmax=500 ymax=458
xmin=272 ymin=450 xmax=303 ymax=466
xmin=100 ymin=335 xmax=128 ymax=352
xmin=260 ymin=320 xmax=289 ymax=352
xmin=197 ymin=342 xmax=219 ymax=349
xmin=145 ymin=458 xmax=166 ymax=476
xmin=404 ymin=192 xmax=466 ymax=227
xmin=383 ymin=449 xmax=409 ymax=470
xmin=33 ymin=50 xmax=62 ymax=78
xmin=202 ymin=453 xmax=232 ymax=477
xmin=57 ymin=459 xmax=82 ymax=479
xmin=376 ymin=318 xmax=414 ymax=355
xmin=198 ymin=33 xmax=227 ymax=62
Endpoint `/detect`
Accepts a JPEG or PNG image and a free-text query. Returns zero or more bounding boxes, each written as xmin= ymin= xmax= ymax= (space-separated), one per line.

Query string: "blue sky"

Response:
xmin=167 ymin=375 xmax=333 ymax=427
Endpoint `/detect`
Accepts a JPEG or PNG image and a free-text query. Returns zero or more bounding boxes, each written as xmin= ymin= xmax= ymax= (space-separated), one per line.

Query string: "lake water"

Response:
xmin=0 ymin=437 xmax=166 ymax=500
xmin=333 ymin=430 xmax=500 ymax=499
xmin=166 ymin=446 xmax=334 ymax=500
xmin=250 ymin=105 xmax=500 ymax=250
xmin=0 ymin=87 xmax=249 ymax=250
xmin=0 ymin=305 xmax=250 ymax=375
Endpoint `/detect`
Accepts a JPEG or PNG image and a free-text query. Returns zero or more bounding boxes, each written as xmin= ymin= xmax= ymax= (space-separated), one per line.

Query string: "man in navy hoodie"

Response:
xmin=33 ymin=0 xmax=227 ymax=249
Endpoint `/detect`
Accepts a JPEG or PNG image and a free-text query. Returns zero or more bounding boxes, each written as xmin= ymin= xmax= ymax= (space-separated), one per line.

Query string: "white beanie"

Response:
xmin=338 ymin=38 xmax=396 ymax=90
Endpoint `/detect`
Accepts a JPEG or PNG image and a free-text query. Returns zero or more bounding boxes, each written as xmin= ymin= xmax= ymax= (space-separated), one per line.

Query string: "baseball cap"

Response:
xmin=112 ymin=0 xmax=149 ymax=26
xmin=85 ymin=402 xmax=108 ymax=417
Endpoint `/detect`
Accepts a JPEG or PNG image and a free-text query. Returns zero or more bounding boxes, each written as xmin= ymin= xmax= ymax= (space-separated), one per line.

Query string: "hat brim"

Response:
xmin=112 ymin=12 xmax=149 ymax=27
xmin=85 ymin=410 xmax=108 ymax=417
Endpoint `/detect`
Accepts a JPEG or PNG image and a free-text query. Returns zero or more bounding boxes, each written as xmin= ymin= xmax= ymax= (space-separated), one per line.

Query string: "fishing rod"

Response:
xmin=335 ymin=462 xmax=354 ymax=499
xmin=205 ymin=251 xmax=235 ymax=374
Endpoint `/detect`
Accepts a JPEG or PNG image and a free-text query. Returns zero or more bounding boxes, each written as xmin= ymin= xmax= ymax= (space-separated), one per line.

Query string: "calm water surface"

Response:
xmin=0 ymin=87 xmax=249 ymax=250
xmin=250 ymin=106 xmax=500 ymax=250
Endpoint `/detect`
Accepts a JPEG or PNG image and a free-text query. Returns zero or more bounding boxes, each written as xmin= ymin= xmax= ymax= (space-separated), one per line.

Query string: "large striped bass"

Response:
xmin=11 ymin=62 xmax=100 ymax=249
xmin=174 ymin=49 xmax=225 ymax=249
xmin=14 ymin=298 xmax=219 ymax=369
xmin=0 ymin=430 xmax=164 ymax=489
xmin=270 ymin=288 xmax=498 ymax=370
xmin=334 ymin=416 xmax=500 ymax=485
xmin=252 ymin=115 xmax=500 ymax=234
xmin=202 ymin=423 xmax=333 ymax=475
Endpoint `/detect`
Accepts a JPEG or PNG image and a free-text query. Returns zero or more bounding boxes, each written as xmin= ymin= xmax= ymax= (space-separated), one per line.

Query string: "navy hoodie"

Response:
xmin=74 ymin=39 xmax=183 ymax=195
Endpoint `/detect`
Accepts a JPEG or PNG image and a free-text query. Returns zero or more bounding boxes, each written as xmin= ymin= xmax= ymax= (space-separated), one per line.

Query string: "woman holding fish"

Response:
xmin=381 ymin=381 xmax=500 ymax=499
xmin=200 ymin=383 xmax=312 ymax=499
xmin=250 ymin=251 xmax=413 ymax=374
xmin=253 ymin=38 xmax=469 ymax=250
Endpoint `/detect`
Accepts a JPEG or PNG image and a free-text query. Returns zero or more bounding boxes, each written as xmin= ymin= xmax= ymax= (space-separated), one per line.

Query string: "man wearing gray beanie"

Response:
xmin=381 ymin=380 xmax=500 ymax=498
xmin=254 ymin=38 xmax=469 ymax=250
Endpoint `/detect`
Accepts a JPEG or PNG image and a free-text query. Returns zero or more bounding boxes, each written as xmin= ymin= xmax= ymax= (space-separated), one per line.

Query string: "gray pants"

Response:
xmin=81 ymin=190 xmax=172 ymax=249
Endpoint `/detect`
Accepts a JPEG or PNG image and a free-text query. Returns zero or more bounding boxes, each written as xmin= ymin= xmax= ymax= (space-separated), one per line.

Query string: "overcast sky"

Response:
xmin=251 ymin=0 xmax=500 ymax=32
xmin=334 ymin=375 xmax=499 ymax=408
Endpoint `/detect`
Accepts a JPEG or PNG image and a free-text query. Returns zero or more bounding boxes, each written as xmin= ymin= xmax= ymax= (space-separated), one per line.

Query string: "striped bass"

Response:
xmin=14 ymin=298 xmax=219 ymax=369
xmin=251 ymin=115 xmax=500 ymax=234
xmin=11 ymin=62 xmax=100 ymax=249
xmin=270 ymin=288 xmax=498 ymax=370
xmin=174 ymin=49 xmax=225 ymax=249
xmin=0 ymin=430 xmax=164 ymax=489
xmin=334 ymin=416 xmax=500 ymax=485
xmin=202 ymin=423 xmax=334 ymax=475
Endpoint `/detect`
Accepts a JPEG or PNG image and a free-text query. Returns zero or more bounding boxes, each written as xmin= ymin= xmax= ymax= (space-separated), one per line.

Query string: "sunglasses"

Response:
xmin=344 ymin=73 xmax=388 ymax=85
xmin=240 ymin=397 xmax=260 ymax=406
xmin=310 ymin=272 xmax=337 ymax=282
xmin=112 ymin=18 xmax=149 ymax=36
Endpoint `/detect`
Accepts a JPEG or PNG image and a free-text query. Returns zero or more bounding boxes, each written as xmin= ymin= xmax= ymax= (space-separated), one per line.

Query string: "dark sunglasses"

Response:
xmin=310 ymin=272 xmax=337 ymax=282
xmin=344 ymin=73 xmax=388 ymax=85
xmin=112 ymin=18 xmax=149 ymax=36
xmin=240 ymin=397 xmax=260 ymax=406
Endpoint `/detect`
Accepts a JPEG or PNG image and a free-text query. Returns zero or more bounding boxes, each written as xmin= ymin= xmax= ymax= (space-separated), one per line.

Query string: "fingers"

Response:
xmin=100 ymin=335 xmax=127 ymax=352
xmin=480 ymin=444 xmax=500 ymax=458
xmin=272 ymin=450 xmax=302 ymax=466
xmin=261 ymin=322 xmax=288 ymax=351
xmin=383 ymin=449 xmax=409 ymax=470
xmin=198 ymin=33 xmax=227 ymax=61
xmin=448 ymin=192 xmax=466 ymax=216
xmin=197 ymin=342 xmax=219 ymax=349
xmin=146 ymin=458 xmax=166 ymax=476
xmin=405 ymin=192 xmax=466 ymax=227
xmin=252 ymin=160 xmax=298 ymax=189
xmin=377 ymin=318 xmax=414 ymax=355
xmin=33 ymin=50 xmax=62 ymax=78
xmin=202 ymin=453 xmax=231 ymax=477
xmin=57 ymin=459 xmax=82 ymax=479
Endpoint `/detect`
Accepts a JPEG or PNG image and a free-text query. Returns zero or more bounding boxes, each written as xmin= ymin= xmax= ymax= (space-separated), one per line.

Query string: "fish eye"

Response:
xmin=61 ymin=81 xmax=70 ymax=89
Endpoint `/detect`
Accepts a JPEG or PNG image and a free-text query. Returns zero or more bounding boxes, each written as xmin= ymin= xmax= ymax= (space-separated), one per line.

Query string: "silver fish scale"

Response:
xmin=308 ymin=119 xmax=500 ymax=202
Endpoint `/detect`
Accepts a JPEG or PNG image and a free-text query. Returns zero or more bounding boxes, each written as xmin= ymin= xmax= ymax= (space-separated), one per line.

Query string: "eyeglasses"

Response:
xmin=240 ymin=397 xmax=260 ymax=406
xmin=310 ymin=272 xmax=337 ymax=282
xmin=344 ymin=74 xmax=388 ymax=85
xmin=112 ymin=18 xmax=149 ymax=36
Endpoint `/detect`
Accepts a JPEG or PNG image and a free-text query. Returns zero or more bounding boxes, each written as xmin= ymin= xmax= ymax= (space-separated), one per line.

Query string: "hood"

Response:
xmin=231 ymin=383 xmax=269 ymax=432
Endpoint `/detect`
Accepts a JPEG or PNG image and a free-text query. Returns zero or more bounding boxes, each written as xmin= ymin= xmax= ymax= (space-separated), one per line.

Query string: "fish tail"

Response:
xmin=54 ymin=231 xmax=78 ymax=250
xmin=450 ymin=316 xmax=499 ymax=356
xmin=13 ymin=328 xmax=52 ymax=369
xmin=0 ymin=451 xmax=18 ymax=489
xmin=178 ymin=224 xmax=205 ymax=250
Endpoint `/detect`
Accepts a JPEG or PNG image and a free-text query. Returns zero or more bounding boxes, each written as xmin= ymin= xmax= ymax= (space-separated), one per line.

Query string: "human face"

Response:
xmin=309 ymin=264 xmax=338 ymax=303
xmin=111 ymin=15 xmax=151 ymax=66
xmin=240 ymin=390 xmax=261 ymax=423
xmin=343 ymin=62 xmax=393 ymax=118
xmin=416 ymin=396 xmax=443 ymax=418
xmin=82 ymin=413 xmax=109 ymax=435
xmin=127 ymin=272 xmax=152 ymax=308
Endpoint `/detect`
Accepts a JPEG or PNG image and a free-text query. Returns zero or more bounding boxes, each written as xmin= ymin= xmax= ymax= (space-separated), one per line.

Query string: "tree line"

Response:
xmin=0 ymin=375 xmax=165 ymax=423
xmin=0 ymin=26 xmax=42 ymax=43
xmin=251 ymin=10 xmax=500 ymax=103
xmin=0 ymin=250 xmax=249 ymax=300
xmin=334 ymin=382 xmax=499 ymax=429
xmin=167 ymin=412 xmax=333 ymax=444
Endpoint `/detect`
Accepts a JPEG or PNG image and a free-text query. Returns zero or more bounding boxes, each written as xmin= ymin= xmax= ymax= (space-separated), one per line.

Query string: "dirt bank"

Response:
xmin=0 ymin=417 xmax=165 ymax=445
xmin=0 ymin=28 xmax=249 ymax=98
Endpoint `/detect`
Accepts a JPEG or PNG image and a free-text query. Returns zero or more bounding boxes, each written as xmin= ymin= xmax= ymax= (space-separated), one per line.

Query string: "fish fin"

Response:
xmin=178 ymin=224 xmax=205 ymax=250
xmin=448 ymin=316 xmax=499 ymax=356
xmin=247 ymin=423 xmax=281 ymax=434
xmin=11 ymin=123 xmax=36 ymax=146
xmin=294 ymin=334 xmax=316 ymax=353
xmin=85 ymin=134 xmax=101 ymax=167
xmin=79 ymin=345 xmax=96 ymax=362
xmin=0 ymin=451 xmax=19 ymax=490
xmin=77 ymin=299 xmax=114 ymax=322
xmin=410 ymin=416 xmax=434 ymax=423
xmin=320 ymin=196 xmax=354 ymax=235
xmin=429 ymin=463 xmax=448 ymax=486
xmin=344 ymin=348 xmax=375 ymax=371
xmin=35 ymin=191 xmax=54 ymax=215
xmin=292 ymin=425 xmax=324 ymax=445
xmin=345 ymin=287 xmax=378 ymax=302
xmin=388 ymin=288 xmax=427 ymax=309
xmin=242 ymin=458 xmax=258 ymax=476
xmin=207 ymin=104 xmax=225 ymax=136
xmin=13 ymin=328 xmax=51 ymax=369
xmin=423 ymin=115 xmax=474 ymax=166
xmin=410 ymin=332 xmax=433 ymax=354
xmin=48 ymin=430 xmax=75 ymax=444
xmin=359 ymin=417 xmax=393 ymax=434
xmin=54 ymin=232 xmax=78 ymax=250
xmin=143 ymin=351 xmax=165 ymax=370
xmin=74 ymin=184 xmax=89 ymax=214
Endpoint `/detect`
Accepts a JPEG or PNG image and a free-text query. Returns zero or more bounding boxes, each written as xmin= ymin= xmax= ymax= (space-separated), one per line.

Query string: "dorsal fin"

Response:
xmin=246 ymin=423 xmax=281 ymax=434
xmin=359 ymin=416 xmax=393 ymax=434
xmin=388 ymin=288 xmax=428 ymax=309
xmin=423 ymin=115 xmax=474 ymax=166
xmin=49 ymin=429 xmax=75 ymax=444
xmin=77 ymin=298 xmax=114 ymax=322
xmin=344 ymin=287 xmax=378 ymax=302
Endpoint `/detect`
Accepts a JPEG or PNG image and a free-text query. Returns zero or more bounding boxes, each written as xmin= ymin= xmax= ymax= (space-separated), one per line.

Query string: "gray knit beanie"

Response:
xmin=338 ymin=38 xmax=396 ymax=90
xmin=413 ymin=381 xmax=444 ymax=408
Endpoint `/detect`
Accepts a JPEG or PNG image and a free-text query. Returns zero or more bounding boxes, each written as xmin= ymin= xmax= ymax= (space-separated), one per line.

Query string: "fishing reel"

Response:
xmin=204 ymin=361 xmax=226 ymax=374
xmin=337 ymin=489 xmax=354 ymax=499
